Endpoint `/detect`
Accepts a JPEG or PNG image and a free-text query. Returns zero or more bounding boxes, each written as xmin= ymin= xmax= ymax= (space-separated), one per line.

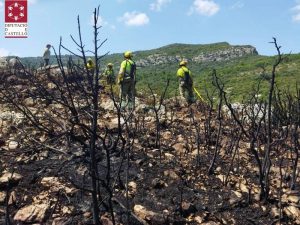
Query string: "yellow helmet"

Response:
xmin=107 ymin=63 xmax=113 ymax=67
xmin=179 ymin=60 xmax=187 ymax=66
xmin=124 ymin=51 xmax=133 ymax=58
xmin=87 ymin=58 xmax=93 ymax=62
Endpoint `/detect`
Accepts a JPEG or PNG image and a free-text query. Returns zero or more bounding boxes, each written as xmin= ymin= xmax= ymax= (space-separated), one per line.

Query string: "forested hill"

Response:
xmin=20 ymin=42 xmax=300 ymax=101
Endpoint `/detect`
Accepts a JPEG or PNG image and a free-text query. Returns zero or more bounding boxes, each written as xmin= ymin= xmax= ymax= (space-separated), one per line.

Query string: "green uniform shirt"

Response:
xmin=104 ymin=68 xmax=114 ymax=77
xmin=119 ymin=59 xmax=136 ymax=80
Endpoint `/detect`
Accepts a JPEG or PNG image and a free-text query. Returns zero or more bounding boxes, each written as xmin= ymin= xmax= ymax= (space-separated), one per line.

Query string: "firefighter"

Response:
xmin=86 ymin=58 xmax=95 ymax=74
xmin=177 ymin=60 xmax=195 ymax=104
xmin=117 ymin=51 xmax=136 ymax=110
xmin=104 ymin=63 xmax=115 ymax=85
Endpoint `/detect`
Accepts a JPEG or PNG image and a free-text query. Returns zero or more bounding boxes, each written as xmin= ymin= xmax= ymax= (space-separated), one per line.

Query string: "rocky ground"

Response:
xmin=0 ymin=70 xmax=300 ymax=225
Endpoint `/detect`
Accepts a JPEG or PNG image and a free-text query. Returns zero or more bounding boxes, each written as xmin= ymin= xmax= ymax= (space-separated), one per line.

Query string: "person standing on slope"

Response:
xmin=43 ymin=44 xmax=51 ymax=67
xmin=86 ymin=58 xmax=95 ymax=75
xmin=117 ymin=51 xmax=136 ymax=110
xmin=104 ymin=63 xmax=115 ymax=85
xmin=177 ymin=60 xmax=195 ymax=104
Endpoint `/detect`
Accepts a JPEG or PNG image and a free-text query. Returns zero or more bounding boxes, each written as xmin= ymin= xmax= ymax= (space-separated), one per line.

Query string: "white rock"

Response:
xmin=287 ymin=195 xmax=300 ymax=203
xmin=284 ymin=205 xmax=300 ymax=220
xmin=164 ymin=153 xmax=175 ymax=161
xmin=128 ymin=181 xmax=137 ymax=196
xmin=134 ymin=205 xmax=156 ymax=220
xmin=270 ymin=207 xmax=280 ymax=218
xmin=8 ymin=141 xmax=19 ymax=150
xmin=14 ymin=203 xmax=50 ymax=223
xmin=229 ymin=191 xmax=243 ymax=205
xmin=0 ymin=172 xmax=22 ymax=186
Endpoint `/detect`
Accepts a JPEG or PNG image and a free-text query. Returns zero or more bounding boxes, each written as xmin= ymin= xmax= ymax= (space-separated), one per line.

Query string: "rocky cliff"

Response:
xmin=135 ymin=45 xmax=258 ymax=67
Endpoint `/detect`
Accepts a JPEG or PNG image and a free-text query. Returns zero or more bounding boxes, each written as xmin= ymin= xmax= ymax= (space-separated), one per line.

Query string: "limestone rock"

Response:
xmin=133 ymin=205 xmax=165 ymax=224
xmin=229 ymin=191 xmax=243 ymax=205
xmin=40 ymin=177 xmax=76 ymax=195
xmin=8 ymin=191 xmax=17 ymax=205
xmin=216 ymin=174 xmax=226 ymax=183
xmin=287 ymin=195 xmax=300 ymax=204
xmin=238 ymin=183 xmax=249 ymax=194
xmin=106 ymin=117 xmax=125 ymax=129
xmin=164 ymin=153 xmax=175 ymax=161
xmin=286 ymin=190 xmax=300 ymax=203
xmin=0 ymin=172 xmax=23 ymax=187
xmin=172 ymin=143 xmax=185 ymax=154
xmin=134 ymin=204 xmax=156 ymax=220
xmin=8 ymin=141 xmax=19 ymax=150
xmin=14 ymin=203 xmax=50 ymax=223
xmin=162 ymin=131 xmax=172 ymax=140
xmin=194 ymin=216 xmax=204 ymax=224
xmin=100 ymin=100 xmax=115 ymax=111
xmin=270 ymin=206 xmax=280 ymax=218
xmin=163 ymin=169 xmax=179 ymax=179
xmin=284 ymin=206 xmax=300 ymax=223
xmin=128 ymin=181 xmax=137 ymax=197
xmin=24 ymin=97 xmax=35 ymax=107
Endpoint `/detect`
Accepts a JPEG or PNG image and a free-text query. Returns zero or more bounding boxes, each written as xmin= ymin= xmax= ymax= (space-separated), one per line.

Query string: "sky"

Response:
xmin=0 ymin=0 xmax=299 ymax=57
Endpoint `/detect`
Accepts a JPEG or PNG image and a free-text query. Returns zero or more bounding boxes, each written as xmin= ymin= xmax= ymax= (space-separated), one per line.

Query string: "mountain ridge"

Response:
xmin=6 ymin=42 xmax=300 ymax=101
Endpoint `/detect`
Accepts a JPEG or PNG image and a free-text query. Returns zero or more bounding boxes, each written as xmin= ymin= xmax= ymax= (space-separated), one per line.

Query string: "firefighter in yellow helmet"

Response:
xmin=103 ymin=63 xmax=115 ymax=85
xmin=86 ymin=58 xmax=95 ymax=74
xmin=177 ymin=60 xmax=195 ymax=104
xmin=117 ymin=51 xmax=136 ymax=110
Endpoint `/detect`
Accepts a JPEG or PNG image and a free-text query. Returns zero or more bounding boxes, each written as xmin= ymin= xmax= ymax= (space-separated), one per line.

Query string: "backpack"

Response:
xmin=183 ymin=69 xmax=192 ymax=85
xmin=124 ymin=60 xmax=136 ymax=79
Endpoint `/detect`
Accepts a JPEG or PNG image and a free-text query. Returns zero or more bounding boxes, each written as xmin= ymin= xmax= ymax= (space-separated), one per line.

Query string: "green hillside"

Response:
xmin=21 ymin=42 xmax=300 ymax=101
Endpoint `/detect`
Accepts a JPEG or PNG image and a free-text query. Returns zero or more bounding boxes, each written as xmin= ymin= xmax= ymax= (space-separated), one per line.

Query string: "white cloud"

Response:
xmin=28 ymin=0 xmax=37 ymax=5
xmin=90 ymin=15 xmax=108 ymax=26
xmin=230 ymin=1 xmax=244 ymax=10
xmin=189 ymin=0 xmax=220 ymax=16
xmin=150 ymin=0 xmax=172 ymax=11
xmin=119 ymin=11 xmax=149 ymax=26
xmin=0 ymin=48 xmax=10 ymax=57
xmin=292 ymin=2 xmax=300 ymax=22
xmin=89 ymin=15 xmax=116 ymax=30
